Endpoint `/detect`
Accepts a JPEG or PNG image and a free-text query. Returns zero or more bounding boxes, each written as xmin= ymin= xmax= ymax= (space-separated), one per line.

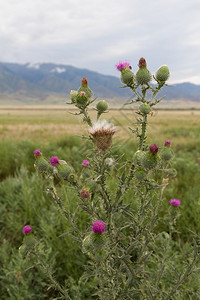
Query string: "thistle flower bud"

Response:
xmin=139 ymin=103 xmax=151 ymax=114
xmin=24 ymin=235 xmax=37 ymax=249
xmin=80 ymin=189 xmax=90 ymax=199
xmin=96 ymin=100 xmax=108 ymax=112
xmin=70 ymin=90 xmax=78 ymax=103
xmin=57 ymin=163 xmax=72 ymax=180
xmin=121 ymin=68 xmax=134 ymax=86
xmin=34 ymin=151 xmax=50 ymax=172
xmin=134 ymin=168 xmax=147 ymax=181
xmin=155 ymin=65 xmax=170 ymax=82
xmin=141 ymin=145 xmax=159 ymax=170
xmin=134 ymin=150 xmax=145 ymax=166
xmin=76 ymin=91 xmax=88 ymax=106
xmin=90 ymin=232 xmax=106 ymax=249
xmin=78 ymin=77 xmax=93 ymax=99
xmin=160 ymin=148 xmax=173 ymax=161
xmin=136 ymin=57 xmax=152 ymax=85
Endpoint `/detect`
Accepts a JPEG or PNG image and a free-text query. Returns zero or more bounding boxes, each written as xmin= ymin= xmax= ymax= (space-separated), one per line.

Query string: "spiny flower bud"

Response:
xmin=155 ymin=65 xmax=170 ymax=82
xmin=90 ymin=233 xmax=106 ymax=249
xmin=139 ymin=103 xmax=151 ymax=114
xmin=96 ymin=100 xmax=108 ymax=112
xmin=134 ymin=150 xmax=145 ymax=166
xmin=70 ymin=90 xmax=78 ymax=103
xmin=80 ymin=189 xmax=90 ymax=199
xmin=136 ymin=57 xmax=152 ymax=85
xmin=78 ymin=77 xmax=93 ymax=99
xmin=34 ymin=150 xmax=50 ymax=172
xmin=160 ymin=148 xmax=173 ymax=161
xmin=58 ymin=163 xmax=72 ymax=180
xmin=134 ymin=168 xmax=147 ymax=181
xmin=116 ymin=61 xmax=134 ymax=86
xmin=76 ymin=91 xmax=88 ymax=106
xmin=121 ymin=69 xmax=134 ymax=86
xmin=141 ymin=145 xmax=159 ymax=170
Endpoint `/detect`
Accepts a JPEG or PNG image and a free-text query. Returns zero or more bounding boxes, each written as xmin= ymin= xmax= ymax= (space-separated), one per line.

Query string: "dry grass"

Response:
xmin=0 ymin=106 xmax=200 ymax=146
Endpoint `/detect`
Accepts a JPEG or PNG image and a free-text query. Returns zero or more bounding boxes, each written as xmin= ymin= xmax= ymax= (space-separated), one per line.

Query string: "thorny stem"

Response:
xmin=139 ymin=113 xmax=147 ymax=150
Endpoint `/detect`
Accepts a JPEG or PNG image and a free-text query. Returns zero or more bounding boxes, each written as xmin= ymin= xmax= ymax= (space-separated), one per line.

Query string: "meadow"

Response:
xmin=0 ymin=106 xmax=200 ymax=299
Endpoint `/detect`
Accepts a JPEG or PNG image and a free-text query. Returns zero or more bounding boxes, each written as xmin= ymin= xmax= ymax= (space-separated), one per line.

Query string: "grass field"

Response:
xmin=0 ymin=105 xmax=200 ymax=299
xmin=1 ymin=106 xmax=200 ymax=145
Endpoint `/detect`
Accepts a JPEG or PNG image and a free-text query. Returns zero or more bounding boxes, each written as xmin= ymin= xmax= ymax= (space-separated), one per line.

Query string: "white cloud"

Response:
xmin=0 ymin=0 xmax=200 ymax=83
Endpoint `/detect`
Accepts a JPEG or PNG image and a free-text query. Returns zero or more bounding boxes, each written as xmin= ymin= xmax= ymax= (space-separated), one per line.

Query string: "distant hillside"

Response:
xmin=0 ymin=62 xmax=200 ymax=104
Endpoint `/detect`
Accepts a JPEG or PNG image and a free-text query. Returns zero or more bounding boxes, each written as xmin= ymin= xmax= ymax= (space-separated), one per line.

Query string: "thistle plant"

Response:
xmin=21 ymin=58 xmax=200 ymax=299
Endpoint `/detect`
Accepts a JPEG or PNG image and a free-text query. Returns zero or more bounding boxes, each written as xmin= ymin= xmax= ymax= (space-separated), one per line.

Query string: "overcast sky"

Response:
xmin=0 ymin=0 xmax=200 ymax=84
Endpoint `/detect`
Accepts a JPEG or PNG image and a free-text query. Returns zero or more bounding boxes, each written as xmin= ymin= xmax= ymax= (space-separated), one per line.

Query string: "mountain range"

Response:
xmin=0 ymin=62 xmax=200 ymax=105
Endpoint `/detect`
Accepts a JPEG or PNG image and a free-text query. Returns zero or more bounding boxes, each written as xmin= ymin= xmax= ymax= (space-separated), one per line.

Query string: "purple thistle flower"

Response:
xmin=82 ymin=160 xmax=89 ymax=167
xmin=23 ymin=225 xmax=32 ymax=235
xmin=116 ymin=61 xmax=130 ymax=71
xmin=149 ymin=144 xmax=159 ymax=155
xmin=92 ymin=221 xmax=105 ymax=234
xmin=169 ymin=199 xmax=181 ymax=206
xmin=164 ymin=140 xmax=171 ymax=147
xmin=79 ymin=91 xmax=86 ymax=97
xmin=50 ymin=156 xmax=60 ymax=167
xmin=33 ymin=149 xmax=42 ymax=157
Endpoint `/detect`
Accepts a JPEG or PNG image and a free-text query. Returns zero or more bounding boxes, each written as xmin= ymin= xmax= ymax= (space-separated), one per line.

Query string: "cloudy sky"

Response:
xmin=0 ymin=0 xmax=200 ymax=84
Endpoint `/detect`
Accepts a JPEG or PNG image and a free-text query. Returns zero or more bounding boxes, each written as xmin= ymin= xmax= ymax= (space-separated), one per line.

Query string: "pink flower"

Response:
xmin=50 ymin=156 xmax=60 ymax=167
xmin=92 ymin=221 xmax=105 ymax=234
xmin=164 ymin=140 xmax=171 ymax=147
xmin=33 ymin=149 xmax=42 ymax=157
xmin=79 ymin=91 xmax=86 ymax=97
xmin=116 ymin=61 xmax=130 ymax=71
xmin=23 ymin=225 xmax=32 ymax=235
xmin=169 ymin=199 xmax=181 ymax=206
xmin=82 ymin=160 xmax=89 ymax=166
xmin=149 ymin=144 xmax=159 ymax=155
